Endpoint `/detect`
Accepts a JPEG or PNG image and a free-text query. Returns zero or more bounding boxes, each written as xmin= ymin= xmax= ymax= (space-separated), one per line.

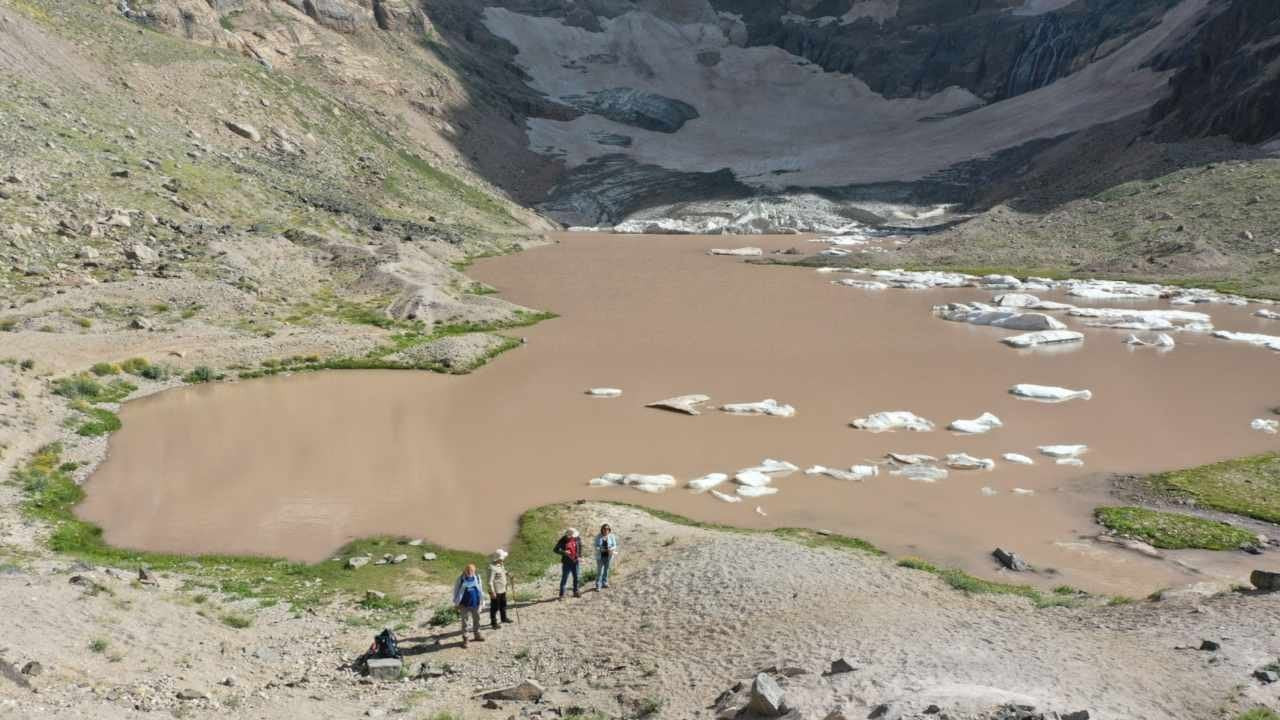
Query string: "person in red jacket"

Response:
xmin=554 ymin=527 xmax=583 ymax=600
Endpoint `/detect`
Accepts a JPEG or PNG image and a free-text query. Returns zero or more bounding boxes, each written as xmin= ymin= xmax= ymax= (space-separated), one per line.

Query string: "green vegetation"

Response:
xmin=52 ymin=374 xmax=135 ymax=403
xmin=1095 ymin=506 xmax=1256 ymax=550
xmin=896 ymin=557 xmax=1082 ymax=609
xmin=75 ymin=407 xmax=122 ymax=437
xmin=1238 ymin=709 xmax=1280 ymax=720
xmin=1145 ymin=453 xmax=1280 ymax=525
xmin=89 ymin=638 xmax=108 ymax=653
xmin=90 ymin=362 xmax=120 ymax=376
xmin=428 ymin=605 xmax=459 ymax=627
xmin=183 ymin=366 xmax=215 ymax=384
xmin=221 ymin=613 xmax=252 ymax=629
xmin=635 ymin=697 xmax=663 ymax=717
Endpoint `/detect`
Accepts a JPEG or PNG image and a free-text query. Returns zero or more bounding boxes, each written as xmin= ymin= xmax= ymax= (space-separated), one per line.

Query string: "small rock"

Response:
xmin=923 ymin=706 xmax=941 ymax=715
xmin=110 ymin=168 xmax=130 ymax=178
xmin=129 ymin=316 xmax=153 ymax=331
xmin=1251 ymin=569 xmax=1280 ymax=592
xmin=365 ymin=590 xmax=386 ymax=602
xmin=481 ymin=699 xmax=500 ymax=709
xmin=422 ymin=553 xmax=437 ymax=561
xmin=2 ymin=173 xmax=21 ymax=184
xmin=138 ymin=567 xmax=157 ymax=584
xmin=829 ymin=657 xmax=857 ymax=674
xmin=1199 ymin=640 xmax=1221 ymax=652
xmin=347 ymin=556 xmax=370 ymax=570
xmin=992 ymin=547 xmax=1029 ymax=572
xmin=20 ymin=661 xmax=42 ymax=677
xmin=867 ymin=704 xmax=899 ymax=720
xmin=220 ymin=676 xmax=237 ymax=687
xmin=1061 ymin=712 xmax=1090 ymax=720
xmin=392 ymin=554 xmax=408 ymax=564
xmin=77 ymin=246 xmax=100 ymax=260
xmin=365 ymin=657 xmax=402 ymax=681
xmin=1240 ymin=230 xmax=1255 ymax=241
xmin=176 ymin=688 xmax=209 ymax=701
xmin=746 ymin=673 xmax=786 ymax=717
xmin=1256 ymin=669 xmax=1279 ymax=684
xmin=224 ymin=121 xmax=261 ymax=142
xmin=407 ymin=539 xmax=423 ymax=546
xmin=124 ymin=243 xmax=158 ymax=264
xmin=481 ymin=679 xmax=544 ymax=702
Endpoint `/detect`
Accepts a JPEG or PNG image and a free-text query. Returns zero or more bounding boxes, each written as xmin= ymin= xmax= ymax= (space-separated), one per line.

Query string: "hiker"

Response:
xmin=594 ymin=523 xmax=618 ymax=590
xmin=554 ymin=527 xmax=583 ymax=599
xmin=451 ymin=563 xmax=485 ymax=647
xmin=487 ymin=548 xmax=512 ymax=629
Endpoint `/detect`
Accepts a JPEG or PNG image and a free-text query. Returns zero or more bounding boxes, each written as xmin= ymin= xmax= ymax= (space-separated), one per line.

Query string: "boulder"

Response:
xmin=481 ymin=679 xmax=544 ymax=701
xmin=1199 ymin=640 xmax=1220 ymax=651
xmin=20 ymin=661 xmax=42 ymax=677
xmin=224 ymin=121 xmax=261 ymax=142
xmin=365 ymin=657 xmax=402 ymax=681
xmin=1254 ymin=669 xmax=1278 ymax=684
xmin=124 ymin=243 xmax=158 ymax=264
xmin=1061 ymin=712 xmax=1090 ymax=720
xmin=138 ymin=567 xmax=157 ymax=585
xmin=1251 ymin=570 xmax=1280 ymax=592
xmin=392 ymin=554 xmax=408 ymax=564
xmin=346 ymin=556 xmax=370 ymax=570
xmin=422 ymin=553 xmax=437 ymax=561
xmin=829 ymin=657 xmax=857 ymax=674
xmin=868 ymin=704 xmax=899 ymax=719
xmin=365 ymin=590 xmax=386 ymax=601
xmin=129 ymin=316 xmax=153 ymax=331
xmin=746 ymin=673 xmax=787 ymax=717
xmin=993 ymin=548 xmax=1029 ymax=572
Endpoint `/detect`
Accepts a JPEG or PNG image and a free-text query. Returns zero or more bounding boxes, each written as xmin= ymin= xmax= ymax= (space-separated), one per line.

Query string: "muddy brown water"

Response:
xmin=80 ymin=233 xmax=1280 ymax=595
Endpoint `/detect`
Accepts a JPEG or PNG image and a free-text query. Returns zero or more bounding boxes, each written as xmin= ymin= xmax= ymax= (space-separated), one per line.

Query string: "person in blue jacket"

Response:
xmin=452 ymin=563 xmax=486 ymax=647
xmin=594 ymin=523 xmax=618 ymax=590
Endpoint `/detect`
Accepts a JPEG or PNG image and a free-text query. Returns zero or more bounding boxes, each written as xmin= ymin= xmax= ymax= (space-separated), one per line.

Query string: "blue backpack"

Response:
xmin=462 ymin=582 xmax=481 ymax=608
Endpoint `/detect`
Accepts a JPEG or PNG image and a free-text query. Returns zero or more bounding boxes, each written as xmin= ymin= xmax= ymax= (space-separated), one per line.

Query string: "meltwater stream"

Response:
xmin=78 ymin=233 xmax=1280 ymax=595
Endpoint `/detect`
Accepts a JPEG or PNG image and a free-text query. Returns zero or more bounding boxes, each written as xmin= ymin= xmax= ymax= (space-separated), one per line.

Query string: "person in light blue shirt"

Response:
xmin=451 ymin=564 xmax=486 ymax=647
xmin=594 ymin=523 xmax=618 ymax=590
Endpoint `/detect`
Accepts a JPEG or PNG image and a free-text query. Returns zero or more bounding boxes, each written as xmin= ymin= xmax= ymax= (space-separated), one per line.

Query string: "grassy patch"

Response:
xmin=76 ymin=407 xmax=122 ymax=437
xmin=52 ymin=374 xmax=135 ymax=403
xmin=1239 ymin=710 xmax=1280 ymax=720
xmin=896 ymin=557 xmax=1081 ymax=608
xmin=183 ymin=366 xmax=216 ymax=384
xmin=427 ymin=605 xmax=459 ymax=627
xmin=221 ymin=613 xmax=252 ymax=629
xmin=89 ymin=638 xmax=108 ymax=653
xmin=1146 ymin=453 xmax=1280 ymax=525
xmin=90 ymin=362 xmax=120 ymax=376
xmin=1095 ymin=506 xmax=1256 ymax=550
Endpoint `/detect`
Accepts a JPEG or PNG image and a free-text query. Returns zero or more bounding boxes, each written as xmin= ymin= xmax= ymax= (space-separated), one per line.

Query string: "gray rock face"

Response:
xmin=562 ymin=88 xmax=699 ymax=133
xmin=829 ymin=657 xmax=857 ymax=674
xmin=365 ymin=657 xmax=402 ymax=681
xmin=993 ymin=548 xmax=1030 ymax=572
xmin=540 ymin=154 xmax=749 ymax=226
xmin=125 ymin=243 xmax=158 ymax=264
xmin=746 ymin=672 xmax=786 ymax=717
xmin=223 ymin=121 xmax=260 ymax=142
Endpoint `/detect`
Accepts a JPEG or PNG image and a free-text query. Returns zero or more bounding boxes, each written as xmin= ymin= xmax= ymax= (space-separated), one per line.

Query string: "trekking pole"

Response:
xmin=512 ymin=575 xmax=520 ymax=624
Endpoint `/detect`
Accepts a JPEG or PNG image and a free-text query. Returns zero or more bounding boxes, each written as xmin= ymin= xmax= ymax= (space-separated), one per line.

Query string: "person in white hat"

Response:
xmin=486 ymin=548 xmax=511 ymax=629
xmin=553 ymin=528 xmax=583 ymax=599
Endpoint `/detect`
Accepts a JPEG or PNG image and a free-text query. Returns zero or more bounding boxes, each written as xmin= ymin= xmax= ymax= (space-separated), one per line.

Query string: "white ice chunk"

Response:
xmin=1001 ymin=330 xmax=1084 ymax=348
xmin=737 ymin=485 xmax=779 ymax=498
xmin=1009 ymin=384 xmax=1092 ymax=402
xmin=1056 ymin=458 xmax=1085 ymax=467
xmin=805 ymin=465 xmax=879 ymax=481
xmin=887 ymin=452 xmax=937 ymax=465
xmin=720 ymin=399 xmax=797 ymax=417
xmin=733 ymin=470 xmax=773 ymax=487
xmin=1068 ymin=308 xmax=1210 ymax=329
xmin=948 ymin=412 xmax=1003 ymax=434
xmin=1012 ymin=488 xmax=1036 ymax=496
xmin=710 ymin=489 xmax=742 ymax=503
xmin=1252 ymin=418 xmax=1279 ymax=435
xmin=632 ymin=483 xmax=669 ymax=493
xmin=707 ymin=247 xmax=763 ymax=256
xmin=1256 ymin=309 xmax=1280 ymax=320
xmin=1002 ymin=453 xmax=1035 ymax=465
xmin=585 ymin=387 xmax=623 ymax=397
xmin=622 ymin=474 xmax=676 ymax=487
xmin=833 ymin=278 xmax=890 ymax=290
xmin=1123 ymin=333 xmax=1176 ymax=348
xmin=891 ymin=464 xmax=949 ymax=482
xmin=1065 ymin=280 xmax=1162 ymax=300
xmin=589 ymin=476 xmax=619 ymax=487
xmin=740 ymin=458 xmax=800 ymax=475
xmin=1039 ymin=444 xmax=1088 ymax=458
xmin=1027 ymin=300 xmax=1076 ymax=311
xmin=934 ymin=303 xmax=1066 ymax=332
xmin=980 ymin=486 xmax=1000 ymax=496
xmin=1212 ymin=330 xmax=1280 ymax=351
xmin=852 ymin=411 xmax=935 ymax=432
xmin=819 ymin=247 xmax=851 ymax=257
xmin=945 ymin=453 xmax=995 ymax=470
xmin=992 ymin=293 xmax=1040 ymax=308
xmin=755 ymin=506 xmax=768 ymax=517
xmin=686 ymin=473 xmax=729 ymax=492
xmin=646 ymin=394 xmax=711 ymax=415
xmin=870 ymin=269 xmax=975 ymax=288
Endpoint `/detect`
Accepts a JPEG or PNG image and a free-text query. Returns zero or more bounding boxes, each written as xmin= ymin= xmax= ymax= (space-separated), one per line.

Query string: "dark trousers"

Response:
xmin=559 ymin=559 xmax=579 ymax=596
xmin=489 ymin=592 xmax=509 ymax=625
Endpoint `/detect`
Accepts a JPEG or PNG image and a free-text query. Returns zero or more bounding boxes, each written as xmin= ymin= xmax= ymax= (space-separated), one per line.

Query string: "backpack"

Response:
xmin=372 ymin=628 xmax=401 ymax=659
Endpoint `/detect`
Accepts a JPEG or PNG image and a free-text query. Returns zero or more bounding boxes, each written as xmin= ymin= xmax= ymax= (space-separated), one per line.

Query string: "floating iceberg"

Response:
xmin=980 ymin=486 xmax=1000 ymax=496
xmin=710 ymin=489 xmax=742 ymax=503
xmin=869 ymin=269 xmax=975 ymax=288
xmin=1012 ymin=488 xmax=1036 ymax=496
xmin=933 ymin=303 xmax=1067 ymax=332
xmin=707 ymin=247 xmax=763 ymax=256
xmin=1002 ymin=453 xmax=1035 ymax=465
xmin=1256 ymin=309 xmax=1280 ymax=320
xmin=1068 ymin=308 xmax=1210 ymax=331
xmin=833 ymin=278 xmax=890 ymax=290
xmin=739 ymin=458 xmax=799 ymax=475
xmin=992 ymin=293 xmax=1040 ymax=308
xmin=1253 ymin=419 xmax=1279 ymax=434
xmin=887 ymin=452 xmax=937 ymax=465
xmin=1212 ymin=330 xmax=1280 ymax=351
xmin=687 ymin=473 xmax=729 ymax=492
xmin=805 ymin=465 xmax=879 ymax=481
xmin=590 ymin=473 xmax=677 ymax=493
xmin=1056 ymin=458 xmax=1085 ymax=467
xmin=646 ymin=394 xmax=711 ymax=415
xmin=1001 ymin=330 xmax=1084 ymax=348
xmin=1123 ymin=333 xmax=1176 ymax=348
xmin=737 ymin=485 xmax=779 ymax=498
xmin=755 ymin=506 xmax=768 ymax=517
xmin=1027 ymin=300 xmax=1076 ymax=311
xmin=1009 ymin=384 xmax=1092 ymax=402
xmin=945 ymin=453 xmax=996 ymax=470
xmin=892 ymin=464 xmax=949 ymax=482
xmin=948 ymin=412 xmax=1003 ymax=434
xmin=1064 ymin=280 xmax=1162 ymax=300
xmin=851 ymin=411 xmax=935 ymax=432
xmin=585 ymin=387 xmax=622 ymax=397
xmin=734 ymin=470 xmax=773 ymax=487
xmin=1039 ymin=444 xmax=1087 ymax=458
xmin=721 ymin=399 xmax=796 ymax=417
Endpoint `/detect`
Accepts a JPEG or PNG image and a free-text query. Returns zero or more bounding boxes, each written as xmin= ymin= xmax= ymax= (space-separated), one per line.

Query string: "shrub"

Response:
xmin=221 ymin=613 xmax=252 ymax=629
xmin=118 ymin=357 xmax=151 ymax=375
xmin=183 ymin=366 xmax=215 ymax=383
xmin=89 ymin=638 xmax=108 ymax=653
xmin=428 ymin=605 xmax=458 ymax=627
xmin=90 ymin=362 xmax=120 ymax=376
xmin=77 ymin=408 xmax=122 ymax=437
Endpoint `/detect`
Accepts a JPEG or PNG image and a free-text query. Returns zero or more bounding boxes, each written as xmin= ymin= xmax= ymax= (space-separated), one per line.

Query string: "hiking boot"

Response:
xmin=461 ymin=636 xmax=469 ymax=649
xmin=573 ymin=590 xmax=581 ymax=598
xmin=490 ymin=622 xmax=499 ymax=631
xmin=473 ymin=634 xmax=484 ymax=642
xmin=501 ymin=618 xmax=512 ymax=624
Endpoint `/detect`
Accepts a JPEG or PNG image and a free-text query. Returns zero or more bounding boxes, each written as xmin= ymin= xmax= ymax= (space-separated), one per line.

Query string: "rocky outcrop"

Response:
xmin=1149 ymin=0 xmax=1280 ymax=143
xmin=562 ymin=88 xmax=700 ymax=133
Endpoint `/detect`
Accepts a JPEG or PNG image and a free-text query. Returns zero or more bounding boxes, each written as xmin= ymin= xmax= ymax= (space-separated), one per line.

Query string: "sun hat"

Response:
xmin=567 ymin=528 xmax=579 ymax=538
xmin=492 ymin=548 xmax=508 ymax=561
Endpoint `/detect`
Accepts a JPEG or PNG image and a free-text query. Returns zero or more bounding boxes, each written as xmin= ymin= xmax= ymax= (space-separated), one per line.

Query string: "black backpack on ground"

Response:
xmin=371 ymin=628 xmax=401 ymax=659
